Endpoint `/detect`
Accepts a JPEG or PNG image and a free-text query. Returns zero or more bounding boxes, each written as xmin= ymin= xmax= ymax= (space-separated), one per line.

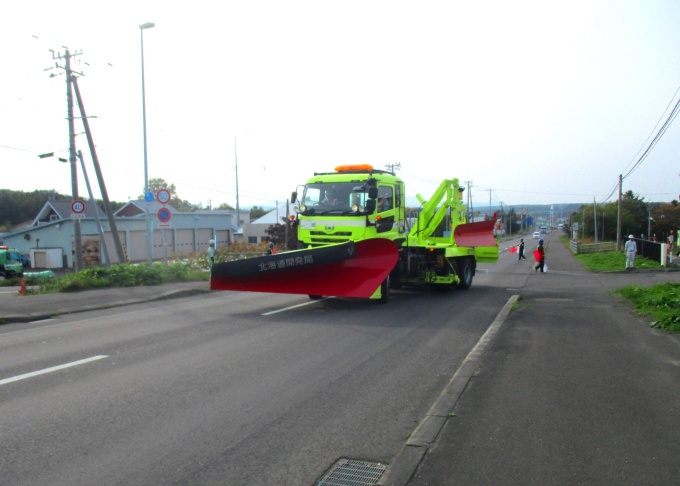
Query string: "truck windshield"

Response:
xmin=300 ymin=182 xmax=369 ymax=215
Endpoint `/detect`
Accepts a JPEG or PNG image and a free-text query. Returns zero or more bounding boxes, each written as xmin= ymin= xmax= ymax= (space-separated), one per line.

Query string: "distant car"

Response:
xmin=532 ymin=231 xmax=540 ymax=239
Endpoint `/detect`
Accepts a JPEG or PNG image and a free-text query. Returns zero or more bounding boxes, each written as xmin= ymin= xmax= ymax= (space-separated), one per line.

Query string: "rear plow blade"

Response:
xmin=453 ymin=220 xmax=499 ymax=263
xmin=210 ymin=239 xmax=398 ymax=298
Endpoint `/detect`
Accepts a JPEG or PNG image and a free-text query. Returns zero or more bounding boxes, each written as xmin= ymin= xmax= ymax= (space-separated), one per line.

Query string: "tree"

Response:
xmin=137 ymin=178 xmax=200 ymax=212
xmin=216 ymin=202 xmax=235 ymax=210
xmin=0 ymin=189 xmax=69 ymax=231
xmin=265 ymin=218 xmax=298 ymax=250
xmin=652 ymin=201 xmax=680 ymax=239
xmin=250 ymin=206 xmax=267 ymax=220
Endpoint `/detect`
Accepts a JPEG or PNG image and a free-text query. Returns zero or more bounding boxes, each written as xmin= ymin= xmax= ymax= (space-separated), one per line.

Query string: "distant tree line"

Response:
xmin=568 ymin=191 xmax=679 ymax=241
xmin=0 ymin=178 xmax=274 ymax=233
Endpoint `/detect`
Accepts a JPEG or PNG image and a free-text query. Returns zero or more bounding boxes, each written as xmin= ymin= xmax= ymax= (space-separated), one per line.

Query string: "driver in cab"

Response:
xmin=322 ymin=188 xmax=343 ymax=207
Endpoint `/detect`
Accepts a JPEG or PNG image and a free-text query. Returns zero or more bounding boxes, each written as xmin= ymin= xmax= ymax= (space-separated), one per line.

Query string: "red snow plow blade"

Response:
xmin=454 ymin=220 xmax=499 ymax=263
xmin=453 ymin=220 xmax=498 ymax=248
xmin=210 ymin=239 xmax=398 ymax=298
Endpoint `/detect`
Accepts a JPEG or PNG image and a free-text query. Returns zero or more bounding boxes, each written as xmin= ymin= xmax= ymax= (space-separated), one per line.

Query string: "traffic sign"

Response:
xmin=144 ymin=191 xmax=155 ymax=203
xmin=157 ymin=189 xmax=172 ymax=205
xmin=157 ymin=207 xmax=172 ymax=224
xmin=71 ymin=200 xmax=85 ymax=214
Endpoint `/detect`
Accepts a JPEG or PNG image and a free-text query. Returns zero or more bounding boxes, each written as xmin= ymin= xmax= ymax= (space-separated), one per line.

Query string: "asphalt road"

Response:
xmin=0 ymin=257 xmax=516 ymax=485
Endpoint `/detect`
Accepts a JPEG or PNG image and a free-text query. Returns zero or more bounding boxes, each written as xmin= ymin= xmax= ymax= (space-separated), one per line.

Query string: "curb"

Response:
xmin=0 ymin=288 xmax=210 ymax=325
xmin=378 ymin=294 xmax=520 ymax=486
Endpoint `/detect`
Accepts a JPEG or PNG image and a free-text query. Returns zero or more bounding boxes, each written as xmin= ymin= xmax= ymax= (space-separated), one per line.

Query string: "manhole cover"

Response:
xmin=316 ymin=458 xmax=387 ymax=486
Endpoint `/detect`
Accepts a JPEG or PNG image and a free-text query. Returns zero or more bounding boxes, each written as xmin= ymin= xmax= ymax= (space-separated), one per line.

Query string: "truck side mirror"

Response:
xmin=368 ymin=187 xmax=378 ymax=199
xmin=291 ymin=192 xmax=297 ymax=203
xmin=365 ymin=199 xmax=376 ymax=213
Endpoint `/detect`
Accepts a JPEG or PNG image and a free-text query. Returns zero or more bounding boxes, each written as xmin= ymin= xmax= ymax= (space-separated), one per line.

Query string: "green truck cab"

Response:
xmin=0 ymin=246 xmax=24 ymax=278
xmin=293 ymin=164 xmax=405 ymax=247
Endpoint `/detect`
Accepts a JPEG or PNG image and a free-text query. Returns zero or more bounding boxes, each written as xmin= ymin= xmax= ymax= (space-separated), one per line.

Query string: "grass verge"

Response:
xmin=575 ymin=251 xmax=661 ymax=272
xmin=614 ymin=282 xmax=680 ymax=333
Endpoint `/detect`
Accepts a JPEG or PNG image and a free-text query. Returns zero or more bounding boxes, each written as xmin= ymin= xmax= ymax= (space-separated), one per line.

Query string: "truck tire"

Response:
xmin=378 ymin=275 xmax=390 ymax=304
xmin=456 ymin=258 xmax=474 ymax=289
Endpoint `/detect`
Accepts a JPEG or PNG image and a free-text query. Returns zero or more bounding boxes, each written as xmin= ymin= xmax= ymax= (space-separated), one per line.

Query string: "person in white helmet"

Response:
xmin=624 ymin=234 xmax=637 ymax=270
xmin=207 ymin=240 xmax=216 ymax=267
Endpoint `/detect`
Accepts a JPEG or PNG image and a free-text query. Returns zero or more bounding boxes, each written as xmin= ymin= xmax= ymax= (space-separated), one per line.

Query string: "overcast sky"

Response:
xmin=2 ymin=0 xmax=679 ymax=212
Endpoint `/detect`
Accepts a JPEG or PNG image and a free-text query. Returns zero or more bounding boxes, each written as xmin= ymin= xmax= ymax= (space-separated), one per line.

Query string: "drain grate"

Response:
xmin=316 ymin=458 xmax=387 ymax=486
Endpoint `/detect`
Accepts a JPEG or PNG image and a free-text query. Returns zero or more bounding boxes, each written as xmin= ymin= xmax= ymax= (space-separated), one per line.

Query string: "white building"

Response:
xmin=0 ymin=200 xmax=242 ymax=269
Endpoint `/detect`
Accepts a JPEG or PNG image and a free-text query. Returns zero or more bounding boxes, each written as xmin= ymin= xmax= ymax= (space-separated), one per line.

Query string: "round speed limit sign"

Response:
xmin=71 ymin=200 xmax=85 ymax=214
xmin=156 ymin=189 xmax=172 ymax=204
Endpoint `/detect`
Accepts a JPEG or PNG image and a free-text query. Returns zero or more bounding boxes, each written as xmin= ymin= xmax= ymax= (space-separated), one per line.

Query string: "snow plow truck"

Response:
xmin=210 ymin=164 xmax=499 ymax=303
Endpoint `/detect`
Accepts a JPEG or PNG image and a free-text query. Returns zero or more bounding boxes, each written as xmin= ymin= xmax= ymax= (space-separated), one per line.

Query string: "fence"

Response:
xmin=570 ymin=238 xmax=663 ymax=261
xmin=570 ymin=241 xmax=616 ymax=254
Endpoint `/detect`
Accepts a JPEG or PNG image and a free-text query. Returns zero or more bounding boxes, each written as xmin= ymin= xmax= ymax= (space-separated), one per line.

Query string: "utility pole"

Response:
xmin=77 ymin=150 xmax=111 ymax=266
xmin=464 ymin=181 xmax=473 ymax=221
xmin=488 ymin=189 xmax=493 ymax=220
xmin=235 ymin=136 xmax=240 ymax=230
xmin=72 ymin=76 xmax=127 ymax=265
xmin=593 ymin=197 xmax=598 ymax=244
xmin=616 ymin=174 xmax=622 ymax=251
xmin=52 ymin=48 xmax=83 ymax=271
xmin=385 ymin=162 xmax=401 ymax=173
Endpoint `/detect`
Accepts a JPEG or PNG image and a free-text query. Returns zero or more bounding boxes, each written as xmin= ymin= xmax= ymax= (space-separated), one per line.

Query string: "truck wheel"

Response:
xmin=378 ymin=276 xmax=390 ymax=304
xmin=457 ymin=258 xmax=473 ymax=289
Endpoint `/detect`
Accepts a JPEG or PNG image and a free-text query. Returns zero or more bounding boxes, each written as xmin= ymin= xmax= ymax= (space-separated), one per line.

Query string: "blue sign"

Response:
xmin=157 ymin=207 xmax=172 ymax=224
xmin=145 ymin=191 xmax=155 ymax=203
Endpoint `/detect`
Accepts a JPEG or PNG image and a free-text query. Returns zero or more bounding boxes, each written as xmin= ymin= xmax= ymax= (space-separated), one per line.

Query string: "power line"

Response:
xmin=622 ymin=83 xmax=680 ymax=177
xmin=622 ymin=87 xmax=680 ymax=181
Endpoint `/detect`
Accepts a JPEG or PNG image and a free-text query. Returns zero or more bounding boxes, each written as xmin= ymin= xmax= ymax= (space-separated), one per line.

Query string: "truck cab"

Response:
xmin=292 ymin=164 xmax=405 ymax=248
xmin=0 ymin=246 xmax=24 ymax=278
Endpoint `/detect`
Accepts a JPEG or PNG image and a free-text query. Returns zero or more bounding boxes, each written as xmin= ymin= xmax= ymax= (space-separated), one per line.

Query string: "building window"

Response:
xmin=248 ymin=236 xmax=257 ymax=244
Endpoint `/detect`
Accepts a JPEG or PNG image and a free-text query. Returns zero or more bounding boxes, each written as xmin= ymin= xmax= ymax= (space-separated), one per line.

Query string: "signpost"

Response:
xmin=156 ymin=191 xmax=172 ymax=267
xmin=156 ymin=188 xmax=171 ymax=205
xmin=157 ymin=207 xmax=172 ymax=227
xmin=71 ymin=199 xmax=85 ymax=219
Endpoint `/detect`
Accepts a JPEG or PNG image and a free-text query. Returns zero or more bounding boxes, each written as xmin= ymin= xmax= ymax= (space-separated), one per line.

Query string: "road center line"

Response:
xmin=0 ymin=355 xmax=108 ymax=386
xmin=262 ymin=297 xmax=333 ymax=316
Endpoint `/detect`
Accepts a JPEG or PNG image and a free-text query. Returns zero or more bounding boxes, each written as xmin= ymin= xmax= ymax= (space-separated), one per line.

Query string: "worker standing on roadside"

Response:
xmin=624 ymin=234 xmax=637 ymax=270
xmin=207 ymin=240 xmax=216 ymax=267
xmin=268 ymin=241 xmax=276 ymax=255
xmin=668 ymin=230 xmax=675 ymax=264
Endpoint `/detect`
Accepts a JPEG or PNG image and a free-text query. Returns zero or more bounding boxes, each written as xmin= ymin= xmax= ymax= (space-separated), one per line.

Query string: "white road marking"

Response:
xmin=0 ymin=355 xmax=108 ymax=386
xmin=262 ymin=297 xmax=333 ymax=316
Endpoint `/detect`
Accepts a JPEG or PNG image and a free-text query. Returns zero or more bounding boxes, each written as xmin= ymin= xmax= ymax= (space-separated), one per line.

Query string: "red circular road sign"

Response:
xmin=157 ymin=207 xmax=172 ymax=223
xmin=156 ymin=189 xmax=172 ymax=204
xmin=71 ymin=200 xmax=86 ymax=214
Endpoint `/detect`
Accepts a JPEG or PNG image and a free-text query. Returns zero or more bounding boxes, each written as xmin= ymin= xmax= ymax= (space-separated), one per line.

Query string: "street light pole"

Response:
xmin=140 ymin=22 xmax=155 ymax=265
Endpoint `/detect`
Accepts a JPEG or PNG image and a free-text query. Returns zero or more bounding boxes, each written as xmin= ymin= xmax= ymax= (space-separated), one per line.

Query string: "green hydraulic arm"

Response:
xmin=406 ymin=178 xmax=466 ymax=245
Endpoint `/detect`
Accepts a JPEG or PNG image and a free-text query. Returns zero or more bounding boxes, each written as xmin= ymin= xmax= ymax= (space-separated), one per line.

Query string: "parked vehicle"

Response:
xmin=0 ymin=246 xmax=24 ymax=278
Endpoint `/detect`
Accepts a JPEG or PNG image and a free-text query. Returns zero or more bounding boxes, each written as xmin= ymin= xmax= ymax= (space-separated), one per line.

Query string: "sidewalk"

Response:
xmin=385 ymin=236 xmax=680 ymax=485
xmin=0 ymin=281 xmax=210 ymax=323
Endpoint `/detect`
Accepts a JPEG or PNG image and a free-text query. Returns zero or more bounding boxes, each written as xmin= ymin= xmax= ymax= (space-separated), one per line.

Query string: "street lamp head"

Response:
xmin=140 ymin=22 xmax=155 ymax=30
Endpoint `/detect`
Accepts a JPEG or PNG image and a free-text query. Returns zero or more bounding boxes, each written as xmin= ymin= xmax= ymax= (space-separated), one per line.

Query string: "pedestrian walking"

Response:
xmin=534 ymin=238 xmax=545 ymax=273
xmin=518 ymin=238 xmax=526 ymax=260
xmin=624 ymin=234 xmax=637 ymax=270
